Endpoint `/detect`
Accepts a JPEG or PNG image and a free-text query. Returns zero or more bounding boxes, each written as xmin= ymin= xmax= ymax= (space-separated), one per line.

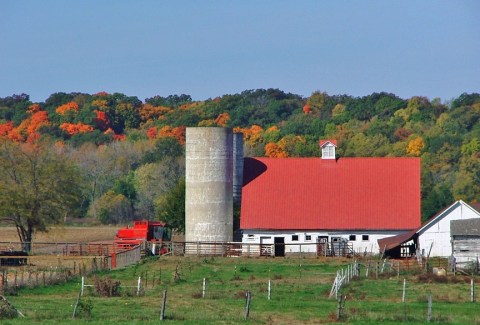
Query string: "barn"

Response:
xmin=451 ymin=218 xmax=480 ymax=268
xmin=378 ymin=200 xmax=480 ymax=258
xmin=240 ymin=141 xmax=421 ymax=256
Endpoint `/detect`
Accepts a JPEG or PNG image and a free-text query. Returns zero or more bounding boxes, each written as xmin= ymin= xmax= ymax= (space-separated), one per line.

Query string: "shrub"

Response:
xmin=93 ymin=276 xmax=121 ymax=297
xmin=76 ymin=299 xmax=93 ymax=318
xmin=0 ymin=296 xmax=18 ymax=319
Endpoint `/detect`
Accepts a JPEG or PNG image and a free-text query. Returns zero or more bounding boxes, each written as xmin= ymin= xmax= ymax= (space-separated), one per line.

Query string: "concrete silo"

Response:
xmin=185 ymin=127 xmax=233 ymax=253
xmin=232 ymin=132 xmax=244 ymax=204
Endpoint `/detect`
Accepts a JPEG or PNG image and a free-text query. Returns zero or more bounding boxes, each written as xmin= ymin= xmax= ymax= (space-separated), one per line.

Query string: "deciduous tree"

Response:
xmin=0 ymin=139 xmax=83 ymax=252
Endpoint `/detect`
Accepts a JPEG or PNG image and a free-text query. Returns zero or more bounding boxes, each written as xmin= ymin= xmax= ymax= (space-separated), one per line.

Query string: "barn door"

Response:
xmin=260 ymin=237 xmax=273 ymax=256
xmin=317 ymin=236 xmax=329 ymax=256
xmin=274 ymin=237 xmax=285 ymax=257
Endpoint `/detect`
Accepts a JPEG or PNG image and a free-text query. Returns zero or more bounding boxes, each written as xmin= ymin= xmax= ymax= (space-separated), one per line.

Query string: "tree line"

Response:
xmin=0 ymin=89 xmax=479 ymax=248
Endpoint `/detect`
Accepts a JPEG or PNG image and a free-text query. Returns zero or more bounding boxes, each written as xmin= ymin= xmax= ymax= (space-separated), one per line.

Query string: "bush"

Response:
xmin=93 ymin=276 xmax=121 ymax=297
xmin=0 ymin=296 xmax=18 ymax=319
xmin=76 ymin=299 xmax=93 ymax=318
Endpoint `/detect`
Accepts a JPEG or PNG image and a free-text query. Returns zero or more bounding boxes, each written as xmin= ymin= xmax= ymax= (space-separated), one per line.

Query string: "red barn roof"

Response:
xmin=319 ymin=139 xmax=337 ymax=147
xmin=240 ymin=157 xmax=420 ymax=231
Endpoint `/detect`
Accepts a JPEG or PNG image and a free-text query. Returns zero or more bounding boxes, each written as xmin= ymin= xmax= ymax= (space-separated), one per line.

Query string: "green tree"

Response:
xmin=155 ymin=177 xmax=185 ymax=231
xmin=95 ymin=191 xmax=134 ymax=224
xmin=0 ymin=139 xmax=84 ymax=252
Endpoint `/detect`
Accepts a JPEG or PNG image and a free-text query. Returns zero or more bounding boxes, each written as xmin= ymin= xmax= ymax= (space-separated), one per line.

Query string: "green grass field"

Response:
xmin=2 ymin=256 xmax=479 ymax=324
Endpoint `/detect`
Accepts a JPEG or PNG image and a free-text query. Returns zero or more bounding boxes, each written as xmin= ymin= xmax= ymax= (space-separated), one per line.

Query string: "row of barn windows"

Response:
xmin=290 ymin=234 xmax=370 ymax=241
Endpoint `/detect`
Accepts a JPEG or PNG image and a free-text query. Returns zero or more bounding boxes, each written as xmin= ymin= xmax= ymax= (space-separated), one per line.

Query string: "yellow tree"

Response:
xmin=265 ymin=142 xmax=288 ymax=158
xmin=406 ymin=137 xmax=425 ymax=156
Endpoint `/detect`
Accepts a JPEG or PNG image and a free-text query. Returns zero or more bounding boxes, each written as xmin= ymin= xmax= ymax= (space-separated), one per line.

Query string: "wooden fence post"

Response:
xmin=160 ymin=289 xmax=167 ymax=320
xmin=202 ymin=278 xmax=206 ymax=298
xmin=136 ymin=276 xmax=141 ymax=296
xmin=81 ymin=276 xmax=85 ymax=296
xmin=268 ymin=279 xmax=271 ymax=300
xmin=72 ymin=288 xmax=82 ymax=319
xmin=245 ymin=290 xmax=251 ymax=320
xmin=427 ymin=295 xmax=432 ymax=322
xmin=336 ymin=295 xmax=346 ymax=320
xmin=402 ymin=278 xmax=406 ymax=303
xmin=471 ymin=278 xmax=475 ymax=303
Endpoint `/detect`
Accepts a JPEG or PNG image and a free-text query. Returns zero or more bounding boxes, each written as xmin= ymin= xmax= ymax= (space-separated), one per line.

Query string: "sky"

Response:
xmin=1 ymin=1 xmax=479 ymax=103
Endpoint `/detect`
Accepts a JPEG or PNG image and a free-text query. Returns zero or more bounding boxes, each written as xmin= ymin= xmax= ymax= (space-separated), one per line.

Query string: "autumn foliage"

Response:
xmin=60 ymin=123 xmax=94 ymax=136
xmin=140 ymin=104 xmax=172 ymax=122
xmin=406 ymin=137 xmax=425 ymax=156
xmin=214 ymin=112 xmax=230 ymax=127
xmin=1 ymin=109 xmax=49 ymax=142
xmin=0 ymin=121 xmax=14 ymax=136
xmin=265 ymin=142 xmax=288 ymax=158
xmin=94 ymin=110 xmax=110 ymax=131
xmin=56 ymin=101 xmax=79 ymax=115
xmin=303 ymin=104 xmax=312 ymax=114
xmin=146 ymin=126 xmax=186 ymax=144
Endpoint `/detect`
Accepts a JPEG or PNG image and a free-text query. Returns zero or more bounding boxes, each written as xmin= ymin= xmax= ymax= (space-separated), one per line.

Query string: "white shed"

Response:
xmin=379 ymin=200 xmax=480 ymax=258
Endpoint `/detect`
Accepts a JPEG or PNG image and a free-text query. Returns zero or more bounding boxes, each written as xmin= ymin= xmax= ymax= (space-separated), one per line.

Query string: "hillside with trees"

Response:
xmin=1 ymin=90 xmax=479 ymax=232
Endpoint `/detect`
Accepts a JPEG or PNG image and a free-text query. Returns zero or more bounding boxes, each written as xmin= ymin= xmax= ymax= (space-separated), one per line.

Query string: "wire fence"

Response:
xmin=2 ymin=255 xmax=480 ymax=323
xmin=0 ymin=245 xmax=141 ymax=294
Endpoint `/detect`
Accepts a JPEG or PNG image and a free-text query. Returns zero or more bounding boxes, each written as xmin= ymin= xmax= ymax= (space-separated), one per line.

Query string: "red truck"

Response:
xmin=114 ymin=220 xmax=171 ymax=255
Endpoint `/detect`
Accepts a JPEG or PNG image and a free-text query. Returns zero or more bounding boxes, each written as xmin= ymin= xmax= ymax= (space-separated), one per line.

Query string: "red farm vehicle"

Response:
xmin=114 ymin=220 xmax=171 ymax=255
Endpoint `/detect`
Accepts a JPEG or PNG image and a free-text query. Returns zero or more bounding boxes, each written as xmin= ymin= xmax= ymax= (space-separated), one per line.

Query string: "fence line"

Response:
xmin=0 ymin=246 xmax=141 ymax=293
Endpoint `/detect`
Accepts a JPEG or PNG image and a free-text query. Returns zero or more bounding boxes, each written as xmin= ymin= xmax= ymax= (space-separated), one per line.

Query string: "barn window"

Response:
xmin=305 ymin=235 xmax=312 ymax=241
xmin=349 ymin=235 xmax=356 ymax=241
xmin=292 ymin=235 xmax=299 ymax=241
xmin=362 ymin=235 xmax=369 ymax=241
xmin=322 ymin=145 xmax=335 ymax=159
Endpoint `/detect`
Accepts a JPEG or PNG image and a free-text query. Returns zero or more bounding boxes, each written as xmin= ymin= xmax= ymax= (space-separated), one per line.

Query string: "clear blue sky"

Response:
xmin=1 ymin=1 xmax=479 ymax=103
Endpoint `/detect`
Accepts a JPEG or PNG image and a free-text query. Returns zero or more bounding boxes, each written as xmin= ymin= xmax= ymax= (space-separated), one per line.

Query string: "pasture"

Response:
xmin=0 ymin=226 xmax=119 ymax=244
xmin=2 ymin=255 xmax=480 ymax=324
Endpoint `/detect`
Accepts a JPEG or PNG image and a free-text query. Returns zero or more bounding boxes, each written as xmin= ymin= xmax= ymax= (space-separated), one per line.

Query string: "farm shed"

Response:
xmin=240 ymin=141 xmax=421 ymax=256
xmin=451 ymin=218 xmax=480 ymax=266
xmin=378 ymin=200 xmax=480 ymax=258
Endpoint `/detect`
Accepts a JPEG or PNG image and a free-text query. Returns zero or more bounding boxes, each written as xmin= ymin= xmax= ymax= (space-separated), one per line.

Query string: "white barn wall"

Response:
xmin=242 ymin=230 xmax=404 ymax=255
xmin=417 ymin=201 xmax=480 ymax=257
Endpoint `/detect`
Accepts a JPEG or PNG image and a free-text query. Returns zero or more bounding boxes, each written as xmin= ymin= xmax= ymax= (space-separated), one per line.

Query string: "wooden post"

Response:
xmin=336 ymin=295 xmax=345 ymax=320
xmin=72 ymin=288 xmax=82 ymax=319
xmin=268 ymin=279 xmax=271 ymax=300
xmin=245 ymin=290 xmax=251 ymax=320
xmin=402 ymin=278 xmax=406 ymax=303
xmin=81 ymin=276 xmax=85 ymax=296
xmin=471 ymin=278 xmax=475 ymax=303
xmin=137 ymin=276 xmax=141 ymax=296
xmin=160 ymin=289 xmax=167 ymax=320
xmin=427 ymin=295 xmax=432 ymax=322
xmin=397 ymin=261 xmax=400 ymax=279
xmin=202 ymin=278 xmax=206 ymax=298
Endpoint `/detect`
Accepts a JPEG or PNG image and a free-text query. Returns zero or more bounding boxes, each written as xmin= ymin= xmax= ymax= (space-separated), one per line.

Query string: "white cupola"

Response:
xmin=319 ymin=140 xmax=337 ymax=159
